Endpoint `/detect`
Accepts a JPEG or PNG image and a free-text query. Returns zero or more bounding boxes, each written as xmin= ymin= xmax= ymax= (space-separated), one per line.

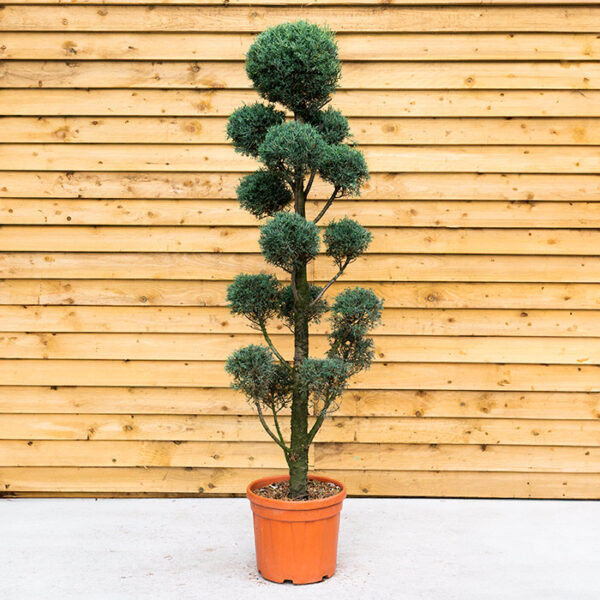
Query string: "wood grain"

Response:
xmin=3 ymin=33 xmax=599 ymax=61
xmin=1 ymin=6 xmax=599 ymax=33
xmin=3 ymin=89 xmax=600 ymax=117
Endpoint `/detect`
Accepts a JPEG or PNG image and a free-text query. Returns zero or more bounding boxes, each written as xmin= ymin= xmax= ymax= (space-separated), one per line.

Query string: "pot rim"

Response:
xmin=246 ymin=474 xmax=346 ymax=511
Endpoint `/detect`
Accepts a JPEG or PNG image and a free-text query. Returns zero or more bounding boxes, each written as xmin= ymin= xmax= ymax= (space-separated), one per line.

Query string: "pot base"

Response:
xmin=258 ymin=569 xmax=334 ymax=585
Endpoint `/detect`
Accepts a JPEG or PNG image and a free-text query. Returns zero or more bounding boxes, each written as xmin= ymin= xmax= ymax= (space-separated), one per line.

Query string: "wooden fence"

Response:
xmin=1 ymin=0 xmax=600 ymax=497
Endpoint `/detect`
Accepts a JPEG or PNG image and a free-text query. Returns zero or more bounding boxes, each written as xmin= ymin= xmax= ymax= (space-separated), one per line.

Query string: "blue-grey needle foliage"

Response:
xmin=227 ymin=102 xmax=286 ymax=158
xmin=245 ymin=21 xmax=341 ymax=116
xmin=259 ymin=211 xmax=321 ymax=272
xmin=236 ymin=170 xmax=292 ymax=218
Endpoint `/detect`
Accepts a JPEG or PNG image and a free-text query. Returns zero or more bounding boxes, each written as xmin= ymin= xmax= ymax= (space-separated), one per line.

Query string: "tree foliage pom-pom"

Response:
xmin=259 ymin=121 xmax=328 ymax=176
xmin=245 ymin=21 xmax=341 ymax=115
xmin=225 ymin=344 xmax=293 ymax=409
xmin=327 ymin=287 xmax=383 ymax=375
xmin=277 ymin=283 xmax=329 ymax=330
xmin=237 ymin=170 xmax=292 ymax=218
xmin=226 ymin=273 xmax=281 ymax=328
xmin=299 ymin=357 xmax=348 ymax=407
xmin=319 ymin=144 xmax=369 ymax=196
xmin=308 ymin=107 xmax=350 ymax=145
xmin=225 ymin=344 xmax=275 ymax=399
xmin=330 ymin=287 xmax=383 ymax=335
xmin=324 ymin=217 xmax=372 ymax=268
xmin=260 ymin=211 xmax=321 ymax=272
xmin=226 ymin=103 xmax=285 ymax=157
xmin=328 ymin=333 xmax=375 ymax=375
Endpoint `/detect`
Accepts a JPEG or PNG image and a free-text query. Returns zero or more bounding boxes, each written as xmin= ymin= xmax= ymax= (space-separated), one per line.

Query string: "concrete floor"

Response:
xmin=1 ymin=498 xmax=598 ymax=600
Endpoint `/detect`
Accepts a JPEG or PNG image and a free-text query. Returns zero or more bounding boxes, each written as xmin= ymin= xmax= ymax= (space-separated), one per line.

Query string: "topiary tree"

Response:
xmin=225 ymin=21 xmax=383 ymax=499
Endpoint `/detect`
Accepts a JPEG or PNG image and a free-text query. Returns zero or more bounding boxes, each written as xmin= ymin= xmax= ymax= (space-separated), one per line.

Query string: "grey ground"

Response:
xmin=1 ymin=497 xmax=598 ymax=599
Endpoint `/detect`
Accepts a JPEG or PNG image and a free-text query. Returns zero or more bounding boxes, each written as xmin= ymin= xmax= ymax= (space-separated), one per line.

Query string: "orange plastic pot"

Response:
xmin=246 ymin=474 xmax=347 ymax=584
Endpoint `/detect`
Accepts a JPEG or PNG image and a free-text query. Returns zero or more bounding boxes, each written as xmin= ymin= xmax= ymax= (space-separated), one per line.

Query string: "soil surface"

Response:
xmin=252 ymin=480 xmax=342 ymax=502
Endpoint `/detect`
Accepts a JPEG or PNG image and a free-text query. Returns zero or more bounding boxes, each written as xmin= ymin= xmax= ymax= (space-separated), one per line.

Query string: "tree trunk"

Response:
xmin=289 ymin=177 xmax=310 ymax=499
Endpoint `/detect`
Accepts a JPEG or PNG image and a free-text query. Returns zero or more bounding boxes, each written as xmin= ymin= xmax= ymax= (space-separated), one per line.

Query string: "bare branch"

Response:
xmin=309 ymin=257 xmax=351 ymax=307
xmin=260 ymin=323 xmax=292 ymax=370
xmin=255 ymin=401 xmax=291 ymax=455
xmin=304 ymin=170 xmax=317 ymax=197
xmin=270 ymin=405 xmax=291 ymax=468
xmin=313 ymin=186 xmax=340 ymax=224
xmin=306 ymin=393 xmax=338 ymax=446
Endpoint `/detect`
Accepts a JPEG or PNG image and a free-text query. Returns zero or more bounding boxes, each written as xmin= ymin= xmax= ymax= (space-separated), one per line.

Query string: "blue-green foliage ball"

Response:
xmin=259 ymin=121 xmax=328 ymax=175
xmin=308 ymin=107 xmax=350 ymax=145
xmin=324 ymin=217 xmax=372 ymax=268
xmin=330 ymin=287 xmax=383 ymax=335
xmin=319 ymin=144 xmax=369 ymax=196
xmin=259 ymin=211 xmax=321 ymax=272
xmin=298 ymin=357 xmax=348 ymax=405
xmin=246 ymin=21 xmax=341 ymax=115
xmin=225 ymin=344 xmax=276 ymax=399
xmin=226 ymin=102 xmax=285 ymax=157
xmin=327 ymin=287 xmax=383 ymax=374
xmin=277 ymin=283 xmax=329 ymax=329
xmin=237 ymin=170 xmax=292 ymax=219
xmin=225 ymin=344 xmax=293 ymax=408
xmin=328 ymin=334 xmax=375 ymax=375
xmin=226 ymin=273 xmax=281 ymax=328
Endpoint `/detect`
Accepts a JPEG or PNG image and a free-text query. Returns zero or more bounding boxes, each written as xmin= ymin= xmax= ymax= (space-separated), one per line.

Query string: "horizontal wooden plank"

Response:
xmin=4 ymin=199 xmax=600 ymax=228
xmin=312 ymin=255 xmax=600 ymax=282
xmin=4 ymin=306 xmax=600 ymax=337
xmin=3 ymin=440 xmax=600 ymax=472
xmin=315 ymin=443 xmax=600 ymax=473
xmin=4 ymin=60 xmax=600 ymax=90
xmin=0 ymin=466 xmax=277 ymax=495
xmin=2 ymin=33 xmax=599 ymax=61
xmin=2 ymin=332 xmax=600 ymax=364
xmin=2 ymin=144 xmax=599 ymax=174
xmin=0 ymin=440 xmax=288 ymax=468
xmin=334 ymin=390 xmax=600 ymax=419
xmin=0 ymin=279 xmax=233 ymax=305
xmin=2 ymin=386 xmax=599 ymax=419
xmin=0 ymin=360 xmax=599 ymax=390
xmin=3 ymin=252 xmax=600 ymax=282
xmin=1 ymin=6 xmax=598 ymax=33
xmin=320 ymin=470 xmax=600 ymax=498
xmin=2 ymin=413 xmax=600 ymax=445
xmin=3 ymin=280 xmax=600 ymax=309
xmin=4 ymin=117 xmax=600 ymax=146
xmin=3 ymin=90 xmax=600 ymax=117
xmin=3 ymin=198 xmax=600 ymax=229
xmin=1 ymin=225 xmax=599 ymax=255
xmin=0 ymin=467 xmax=596 ymax=498
xmin=2 ymin=172 xmax=598 ymax=201
xmin=6 ymin=0 xmax=599 ymax=6
xmin=0 ymin=385 xmax=254 ymax=414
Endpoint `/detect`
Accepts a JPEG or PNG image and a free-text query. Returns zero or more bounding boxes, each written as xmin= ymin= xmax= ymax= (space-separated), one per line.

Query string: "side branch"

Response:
xmin=309 ymin=257 xmax=351 ymax=307
xmin=313 ymin=186 xmax=340 ymax=224
xmin=306 ymin=394 xmax=337 ymax=446
xmin=304 ymin=170 xmax=317 ymax=197
xmin=271 ymin=405 xmax=292 ymax=468
xmin=255 ymin=401 xmax=291 ymax=455
xmin=260 ymin=324 xmax=292 ymax=370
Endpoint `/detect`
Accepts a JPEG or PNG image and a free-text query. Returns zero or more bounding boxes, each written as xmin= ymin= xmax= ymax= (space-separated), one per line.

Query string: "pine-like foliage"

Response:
xmin=224 ymin=20 xmax=383 ymax=498
xmin=236 ymin=170 xmax=292 ymax=218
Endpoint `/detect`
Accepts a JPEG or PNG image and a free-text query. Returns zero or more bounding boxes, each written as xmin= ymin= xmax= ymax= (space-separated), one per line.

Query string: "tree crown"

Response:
xmin=246 ymin=20 xmax=341 ymax=116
